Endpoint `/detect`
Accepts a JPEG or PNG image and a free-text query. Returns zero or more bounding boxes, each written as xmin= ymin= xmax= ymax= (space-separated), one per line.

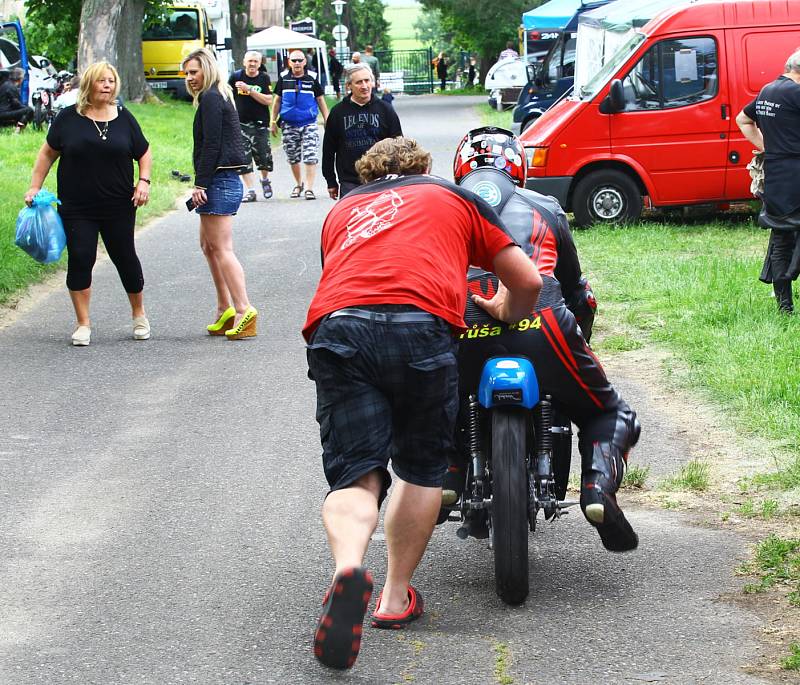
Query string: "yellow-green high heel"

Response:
xmin=225 ymin=306 xmax=258 ymax=340
xmin=207 ymin=306 xmax=236 ymax=335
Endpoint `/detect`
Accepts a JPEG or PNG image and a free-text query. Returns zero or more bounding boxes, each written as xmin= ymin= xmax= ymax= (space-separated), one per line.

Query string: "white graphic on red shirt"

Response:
xmin=341 ymin=190 xmax=403 ymax=250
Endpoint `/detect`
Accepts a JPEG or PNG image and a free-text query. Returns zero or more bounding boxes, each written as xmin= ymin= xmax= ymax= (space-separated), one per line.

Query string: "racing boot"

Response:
xmin=580 ymin=416 xmax=641 ymax=552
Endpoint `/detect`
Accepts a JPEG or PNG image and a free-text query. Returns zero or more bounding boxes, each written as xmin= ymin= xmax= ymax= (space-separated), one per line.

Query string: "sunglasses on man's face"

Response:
xmin=290 ymin=58 xmax=305 ymax=63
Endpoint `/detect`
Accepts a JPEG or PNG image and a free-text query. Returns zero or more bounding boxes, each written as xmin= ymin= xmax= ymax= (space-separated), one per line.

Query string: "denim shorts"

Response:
xmin=196 ymin=170 xmax=242 ymax=215
xmin=306 ymin=309 xmax=458 ymax=505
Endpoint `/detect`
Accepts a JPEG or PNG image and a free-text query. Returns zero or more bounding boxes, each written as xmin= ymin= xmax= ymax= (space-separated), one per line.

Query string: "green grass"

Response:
xmin=782 ymin=643 xmax=800 ymax=670
xmin=478 ymin=103 xmax=513 ymax=129
xmin=1 ymin=99 xmax=195 ymax=305
xmin=738 ymin=498 xmax=780 ymax=519
xmin=739 ymin=535 xmax=800 ymax=606
xmin=384 ymin=5 xmax=425 ymax=51
xmin=575 ymin=220 xmax=800 ymax=490
xmin=621 ymin=464 xmax=650 ymax=489
xmin=492 ymin=641 xmax=514 ymax=685
xmin=662 ymin=459 xmax=710 ymax=492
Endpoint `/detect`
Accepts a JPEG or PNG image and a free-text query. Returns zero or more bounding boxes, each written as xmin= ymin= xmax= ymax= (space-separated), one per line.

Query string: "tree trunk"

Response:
xmin=78 ymin=0 xmax=152 ymax=102
xmin=229 ymin=0 xmax=251 ymax=68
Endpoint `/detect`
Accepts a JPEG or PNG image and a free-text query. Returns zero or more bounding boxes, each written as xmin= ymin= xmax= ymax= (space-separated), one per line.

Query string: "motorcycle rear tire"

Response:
xmin=491 ymin=407 xmax=529 ymax=605
xmin=32 ymin=102 xmax=44 ymax=131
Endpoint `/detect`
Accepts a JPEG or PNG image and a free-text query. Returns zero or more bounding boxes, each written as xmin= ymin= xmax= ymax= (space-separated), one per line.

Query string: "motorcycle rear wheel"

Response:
xmin=491 ymin=407 xmax=529 ymax=605
xmin=32 ymin=102 xmax=44 ymax=131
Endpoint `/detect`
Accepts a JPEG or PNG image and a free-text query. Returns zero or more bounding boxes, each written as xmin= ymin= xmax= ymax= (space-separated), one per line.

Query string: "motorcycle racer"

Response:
xmin=450 ymin=126 xmax=641 ymax=553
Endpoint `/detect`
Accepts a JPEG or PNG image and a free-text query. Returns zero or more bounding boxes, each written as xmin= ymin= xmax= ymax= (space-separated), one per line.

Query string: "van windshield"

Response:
xmin=142 ymin=9 xmax=200 ymax=41
xmin=576 ymin=31 xmax=644 ymax=100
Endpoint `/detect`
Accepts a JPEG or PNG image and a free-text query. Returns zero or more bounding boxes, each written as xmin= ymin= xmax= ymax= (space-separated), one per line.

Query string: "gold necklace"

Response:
xmin=91 ymin=118 xmax=109 ymax=140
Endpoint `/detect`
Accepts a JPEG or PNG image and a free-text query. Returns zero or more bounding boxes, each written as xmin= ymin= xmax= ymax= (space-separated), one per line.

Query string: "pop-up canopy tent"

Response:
xmin=246 ymin=26 xmax=331 ymax=90
xmin=522 ymin=0 xmax=589 ymax=30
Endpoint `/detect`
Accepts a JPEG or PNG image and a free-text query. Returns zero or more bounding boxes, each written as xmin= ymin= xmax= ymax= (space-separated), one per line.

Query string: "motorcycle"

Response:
xmin=31 ymin=70 xmax=72 ymax=131
xmin=441 ymin=327 xmax=577 ymax=606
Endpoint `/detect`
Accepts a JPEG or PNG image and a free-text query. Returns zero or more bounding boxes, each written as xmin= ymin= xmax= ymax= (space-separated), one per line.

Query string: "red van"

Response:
xmin=520 ymin=0 xmax=800 ymax=226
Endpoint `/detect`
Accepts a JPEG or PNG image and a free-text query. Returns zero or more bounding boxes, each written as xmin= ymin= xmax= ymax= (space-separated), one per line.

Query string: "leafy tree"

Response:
xmin=23 ymin=0 xmax=82 ymax=68
xmin=413 ymin=8 xmax=456 ymax=62
xmin=296 ymin=0 xmax=388 ymax=53
xmin=418 ymin=0 xmax=536 ymax=71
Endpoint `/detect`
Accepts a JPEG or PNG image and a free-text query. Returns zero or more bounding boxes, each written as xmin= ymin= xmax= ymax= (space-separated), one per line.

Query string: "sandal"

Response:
xmin=290 ymin=184 xmax=304 ymax=198
xmin=370 ymin=585 xmax=424 ymax=630
xmin=314 ymin=567 xmax=373 ymax=670
xmin=305 ymin=189 xmax=316 ymax=200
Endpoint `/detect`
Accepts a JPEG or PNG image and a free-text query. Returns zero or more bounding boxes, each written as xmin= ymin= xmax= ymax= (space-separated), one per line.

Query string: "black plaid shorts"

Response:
xmin=307 ymin=308 xmax=458 ymax=504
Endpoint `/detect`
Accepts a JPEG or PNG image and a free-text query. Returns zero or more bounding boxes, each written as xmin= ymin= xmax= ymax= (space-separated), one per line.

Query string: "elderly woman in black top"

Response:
xmin=182 ymin=48 xmax=257 ymax=339
xmin=24 ymin=61 xmax=152 ymax=346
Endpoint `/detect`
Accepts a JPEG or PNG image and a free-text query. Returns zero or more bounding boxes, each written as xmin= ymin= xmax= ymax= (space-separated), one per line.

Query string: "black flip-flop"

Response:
xmin=313 ymin=567 xmax=373 ymax=670
xmin=370 ymin=585 xmax=424 ymax=629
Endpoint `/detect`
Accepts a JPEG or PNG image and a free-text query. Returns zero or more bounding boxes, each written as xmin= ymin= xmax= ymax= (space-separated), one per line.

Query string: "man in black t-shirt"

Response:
xmin=737 ymin=48 xmax=800 ymax=313
xmin=322 ymin=64 xmax=402 ymax=200
xmin=229 ymin=51 xmax=274 ymax=201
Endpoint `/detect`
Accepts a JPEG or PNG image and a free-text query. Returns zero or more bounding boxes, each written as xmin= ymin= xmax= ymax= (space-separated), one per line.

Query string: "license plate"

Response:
xmin=149 ymin=81 xmax=168 ymax=89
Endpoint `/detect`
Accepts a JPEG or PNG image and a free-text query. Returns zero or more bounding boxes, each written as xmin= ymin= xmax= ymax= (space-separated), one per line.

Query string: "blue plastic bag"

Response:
xmin=14 ymin=189 xmax=66 ymax=264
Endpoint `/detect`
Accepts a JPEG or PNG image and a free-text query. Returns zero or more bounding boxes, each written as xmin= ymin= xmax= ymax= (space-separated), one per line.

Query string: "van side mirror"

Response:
xmin=223 ymin=37 xmax=233 ymax=50
xmin=526 ymin=63 xmax=536 ymax=84
xmin=599 ymin=79 xmax=625 ymax=114
xmin=207 ymin=28 xmax=217 ymax=45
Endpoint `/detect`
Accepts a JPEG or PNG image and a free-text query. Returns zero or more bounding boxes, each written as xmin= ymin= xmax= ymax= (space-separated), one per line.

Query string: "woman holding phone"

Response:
xmin=182 ymin=48 xmax=257 ymax=339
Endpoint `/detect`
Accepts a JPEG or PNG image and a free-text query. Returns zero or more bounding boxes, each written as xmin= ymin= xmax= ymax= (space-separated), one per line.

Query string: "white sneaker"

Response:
xmin=133 ymin=316 xmax=151 ymax=340
xmin=72 ymin=325 xmax=91 ymax=346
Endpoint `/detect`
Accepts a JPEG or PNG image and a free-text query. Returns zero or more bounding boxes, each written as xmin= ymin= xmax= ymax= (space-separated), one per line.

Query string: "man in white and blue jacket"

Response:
xmin=270 ymin=49 xmax=330 ymax=200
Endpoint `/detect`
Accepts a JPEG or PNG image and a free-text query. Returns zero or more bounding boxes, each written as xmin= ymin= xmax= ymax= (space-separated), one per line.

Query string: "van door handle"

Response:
xmin=729 ymin=151 xmax=740 ymax=164
xmin=721 ymin=104 xmax=729 ymax=120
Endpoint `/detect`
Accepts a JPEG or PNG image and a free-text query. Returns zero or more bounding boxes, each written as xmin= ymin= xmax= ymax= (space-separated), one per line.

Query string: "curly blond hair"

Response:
xmin=355 ymin=137 xmax=431 ymax=183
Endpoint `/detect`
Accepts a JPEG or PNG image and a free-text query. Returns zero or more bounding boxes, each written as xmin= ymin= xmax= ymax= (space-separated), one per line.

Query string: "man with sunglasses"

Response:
xmin=271 ymin=50 xmax=329 ymax=200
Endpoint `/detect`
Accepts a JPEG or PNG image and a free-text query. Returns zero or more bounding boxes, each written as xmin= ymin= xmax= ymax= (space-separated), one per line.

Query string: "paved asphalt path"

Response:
xmin=0 ymin=96 xmax=769 ymax=684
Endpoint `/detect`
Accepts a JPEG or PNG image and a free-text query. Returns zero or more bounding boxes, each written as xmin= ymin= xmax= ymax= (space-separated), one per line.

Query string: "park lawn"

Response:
xmin=384 ymin=4 xmax=425 ymax=51
xmin=576 ymin=218 xmax=800 ymax=487
xmin=0 ymin=99 xmax=195 ymax=305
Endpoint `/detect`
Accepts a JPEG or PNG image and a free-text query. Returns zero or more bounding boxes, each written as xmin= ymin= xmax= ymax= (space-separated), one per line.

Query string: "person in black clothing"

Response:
xmin=183 ymin=48 xmax=257 ymax=340
xmin=466 ymin=56 xmax=477 ymax=88
xmin=24 ymin=61 xmax=152 ymax=347
xmin=433 ymin=52 xmax=448 ymax=91
xmin=737 ymin=48 xmax=800 ymax=314
xmin=328 ymin=47 xmax=343 ymax=99
xmin=447 ymin=127 xmax=641 ymax=553
xmin=322 ymin=64 xmax=402 ymax=200
xmin=229 ymin=50 xmax=274 ymax=202
xmin=0 ymin=67 xmax=33 ymax=132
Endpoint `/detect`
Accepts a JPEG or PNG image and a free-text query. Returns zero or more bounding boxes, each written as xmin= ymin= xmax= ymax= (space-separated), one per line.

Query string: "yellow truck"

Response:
xmin=142 ymin=0 xmax=232 ymax=98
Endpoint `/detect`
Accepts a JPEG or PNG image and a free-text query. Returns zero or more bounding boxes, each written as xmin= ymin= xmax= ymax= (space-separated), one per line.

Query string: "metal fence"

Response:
xmin=374 ymin=48 xmax=434 ymax=95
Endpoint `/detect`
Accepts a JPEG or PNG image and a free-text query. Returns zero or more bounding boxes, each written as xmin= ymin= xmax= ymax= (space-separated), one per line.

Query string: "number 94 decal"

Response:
xmin=459 ymin=314 xmax=542 ymax=340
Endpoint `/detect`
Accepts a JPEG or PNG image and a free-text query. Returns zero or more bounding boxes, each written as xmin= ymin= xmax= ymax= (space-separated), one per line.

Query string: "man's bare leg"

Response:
xmin=374 ymin=479 xmax=442 ymax=615
xmin=322 ymin=470 xmax=383 ymax=578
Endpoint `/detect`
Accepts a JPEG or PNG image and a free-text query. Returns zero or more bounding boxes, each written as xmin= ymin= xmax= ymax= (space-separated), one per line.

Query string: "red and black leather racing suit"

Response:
xmin=456 ymin=168 xmax=640 ymax=549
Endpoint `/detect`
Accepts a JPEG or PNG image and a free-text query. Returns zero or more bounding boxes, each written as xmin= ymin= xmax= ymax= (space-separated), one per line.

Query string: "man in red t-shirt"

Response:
xmin=306 ymin=136 xmax=541 ymax=670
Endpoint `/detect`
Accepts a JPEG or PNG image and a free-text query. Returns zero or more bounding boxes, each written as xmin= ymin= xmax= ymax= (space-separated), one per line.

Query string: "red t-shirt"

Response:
xmin=302 ymin=175 xmax=515 ymax=340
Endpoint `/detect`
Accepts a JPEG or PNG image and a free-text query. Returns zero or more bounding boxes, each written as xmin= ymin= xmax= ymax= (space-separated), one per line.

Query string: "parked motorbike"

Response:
xmin=441 ymin=320 xmax=576 ymax=606
xmin=31 ymin=70 xmax=72 ymax=131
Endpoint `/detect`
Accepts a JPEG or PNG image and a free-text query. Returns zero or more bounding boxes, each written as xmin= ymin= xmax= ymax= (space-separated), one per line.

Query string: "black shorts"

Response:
xmin=307 ymin=308 xmax=458 ymax=505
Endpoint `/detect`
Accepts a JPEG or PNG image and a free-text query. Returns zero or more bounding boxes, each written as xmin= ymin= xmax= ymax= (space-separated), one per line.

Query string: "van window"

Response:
xmin=546 ymin=34 xmax=577 ymax=83
xmin=621 ymin=37 xmax=717 ymax=111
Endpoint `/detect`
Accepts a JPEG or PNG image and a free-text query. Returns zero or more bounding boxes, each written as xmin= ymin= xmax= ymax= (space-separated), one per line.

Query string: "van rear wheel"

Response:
xmin=572 ymin=170 xmax=642 ymax=227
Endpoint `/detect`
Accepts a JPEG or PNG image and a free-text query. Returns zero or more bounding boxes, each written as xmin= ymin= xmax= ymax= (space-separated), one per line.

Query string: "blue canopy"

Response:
xmin=522 ymin=0 xmax=587 ymax=30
